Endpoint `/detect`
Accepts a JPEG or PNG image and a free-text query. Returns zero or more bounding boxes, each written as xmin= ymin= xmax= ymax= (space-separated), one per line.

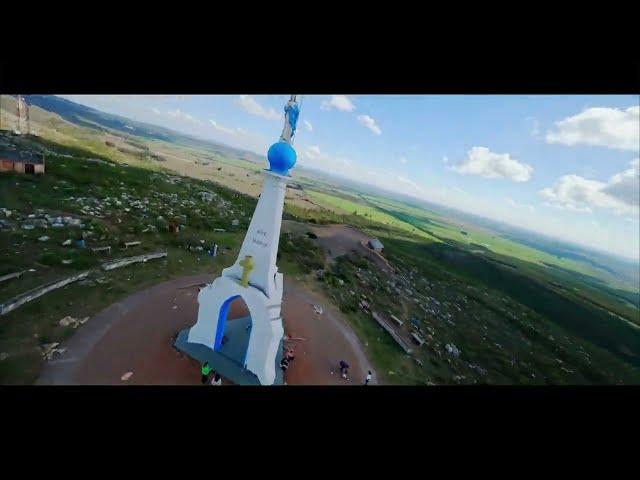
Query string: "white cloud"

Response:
xmin=307 ymin=145 xmax=321 ymax=157
xmin=506 ymin=197 xmax=535 ymax=213
xmin=166 ymin=109 xmax=202 ymax=125
xmin=442 ymin=156 xmax=449 ymax=164
xmin=396 ymin=175 xmax=424 ymax=192
xmin=321 ymin=95 xmax=355 ymax=112
xmin=546 ymin=106 xmax=639 ymax=151
xmin=304 ymin=120 xmax=313 ymax=132
xmin=452 ymin=147 xmax=533 ymax=182
xmin=236 ymin=95 xmax=281 ymax=121
xmin=357 ymin=115 xmax=382 ymax=135
xmin=539 ymin=160 xmax=640 ymax=216
xmin=151 ymin=107 xmax=161 ymax=115
xmin=603 ymin=158 xmax=639 ymax=207
xmin=209 ymin=119 xmax=235 ymax=135
xmin=399 ymin=156 xmax=408 ymax=165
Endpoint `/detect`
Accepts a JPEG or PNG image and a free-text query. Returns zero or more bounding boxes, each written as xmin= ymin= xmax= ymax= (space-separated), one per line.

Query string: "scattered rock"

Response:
xmin=38 ymin=236 xmax=50 ymax=242
xmin=41 ymin=343 xmax=66 ymax=360
xmin=59 ymin=316 xmax=90 ymax=328
xmin=445 ymin=343 xmax=460 ymax=357
xmin=469 ymin=363 xmax=487 ymax=376
xmin=313 ymin=304 xmax=323 ymax=315
xmin=121 ymin=372 xmax=134 ymax=381
xmin=0 ymin=353 xmax=9 ymax=361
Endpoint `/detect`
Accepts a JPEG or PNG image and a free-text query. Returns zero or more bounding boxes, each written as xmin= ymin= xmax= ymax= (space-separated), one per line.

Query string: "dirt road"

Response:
xmin=303 ymin=222 xmax=394 ymax=274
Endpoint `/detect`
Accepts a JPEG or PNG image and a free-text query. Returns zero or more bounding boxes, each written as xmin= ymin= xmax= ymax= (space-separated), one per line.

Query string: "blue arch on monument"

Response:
xmin=213 ymin=295 xmax=254 ymax=368
xmin=214 ymin=295 xmax=239 ymax=351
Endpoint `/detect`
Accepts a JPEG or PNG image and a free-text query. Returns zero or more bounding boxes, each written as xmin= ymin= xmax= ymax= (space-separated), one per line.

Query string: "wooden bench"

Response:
xmin=124 ymin=241 xmax=141 ymax=249
xmin=91 ymin=246 xmax=111 ymax=254
xmin=371 ymin=312 xmax=413 ymax=354
xmin=390 ymin=314 xmax=404 ymax=327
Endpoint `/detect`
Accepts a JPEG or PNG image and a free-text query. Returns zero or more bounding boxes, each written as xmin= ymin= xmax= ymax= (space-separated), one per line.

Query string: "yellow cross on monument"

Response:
xmin=239 ymin=255 xmax=254 ymax=287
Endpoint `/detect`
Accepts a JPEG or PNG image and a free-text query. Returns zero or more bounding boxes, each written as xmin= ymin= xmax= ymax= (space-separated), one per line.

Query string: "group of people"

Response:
xmin=340 ymin=360 xmax=373 ymax=385
xmin=200 ymin=354 xmax=374 ymax=386
xmin=200 ymin=362 xmax=222 ymax=386
xmin=280 ymin=347 xmax=296 ymax=373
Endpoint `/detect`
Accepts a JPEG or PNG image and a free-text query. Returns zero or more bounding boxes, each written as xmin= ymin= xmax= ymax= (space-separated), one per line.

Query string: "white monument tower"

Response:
xmin=176 ymin=95 xmax=301 ymax=385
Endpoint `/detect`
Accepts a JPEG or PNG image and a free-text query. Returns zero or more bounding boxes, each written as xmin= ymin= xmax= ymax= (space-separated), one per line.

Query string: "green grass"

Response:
xmin=0 ymin=132 xmax=255 ymax=384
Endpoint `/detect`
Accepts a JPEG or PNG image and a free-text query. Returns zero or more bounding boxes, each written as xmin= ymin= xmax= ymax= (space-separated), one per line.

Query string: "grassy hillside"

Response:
xmin=2 ymin=95 xmax=638 ymax=385
xmin=0 ymin=132 xmax=257 ymax=383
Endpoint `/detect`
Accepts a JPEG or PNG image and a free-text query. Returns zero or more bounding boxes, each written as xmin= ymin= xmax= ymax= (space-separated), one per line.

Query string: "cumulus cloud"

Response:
xmin=236 ymin=95 xmax=281 ymax=121
xmin=506 ymin=197 xmax=535 ymax=213
xmin=546 ymin=106 xmax=639 ymax=151
xmin=209 ymin=119 xmax=235 ymax=135
xmin=603 ymin=158 xmax=640 ymax=207
xmin=357 ymin=115 xmax=382 ymax=135
xmin=307 ymin=145 xmax=321 ymax=157
xmin=442 ymin=156 xmax=449 ymax=164
xmin=298 ymin=144 xmax=355 ymax=177
xmin=151 ymin=107 xmax=161 ymax=115
xmin=399 ymin=157 xmax=408 ymax=165
xmin=166 ymin=109 xmax=202 ymax=125
xmin=321 ymin=95 xmax=355 ymax=112
xmin=540 ymin=160 xmax=640 ymax=216
xmin=396 ymin=175 xmax=424 ymax=192
xmin=452 ymin=147 xmax=533 ymax=182
xmin=304 ymin=120 xmax=313 ymax=132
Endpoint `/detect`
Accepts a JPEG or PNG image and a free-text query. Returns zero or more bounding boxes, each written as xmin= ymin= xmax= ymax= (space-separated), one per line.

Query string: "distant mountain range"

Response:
xmin=23 ymin=95 xmax=265 ymax=163
xmin=19 ymin=95 xmax=640 ymax=286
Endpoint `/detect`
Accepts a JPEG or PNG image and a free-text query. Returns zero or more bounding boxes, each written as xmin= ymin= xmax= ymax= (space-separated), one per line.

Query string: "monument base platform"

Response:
xmin=174 ymin=316 xmax=284 ymax=385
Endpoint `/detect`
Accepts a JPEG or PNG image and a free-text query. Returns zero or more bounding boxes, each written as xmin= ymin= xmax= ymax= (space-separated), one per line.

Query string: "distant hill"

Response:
xmin=22 ymin=95 xmax=264 ymax=163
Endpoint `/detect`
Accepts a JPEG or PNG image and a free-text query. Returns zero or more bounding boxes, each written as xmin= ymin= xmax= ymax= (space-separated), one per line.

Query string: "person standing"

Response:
xmin=285 ymin=348 xmax=295 ymax=363
xmin=339 ymin=360 xmax=349 ymax=379
xmin=201 ymin=361 xmax=212 ymax=384
xmin=280 ymin=356 xmax=289 ymax=374
xmin=365 ymin=370 xmax=372 ymax=386
xmin=211 ymin=372 xmax=222 ymax=386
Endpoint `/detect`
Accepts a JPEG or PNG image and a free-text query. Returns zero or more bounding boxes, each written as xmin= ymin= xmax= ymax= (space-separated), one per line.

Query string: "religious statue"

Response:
xmin=280 ymin=95 xmax=300 ymax=145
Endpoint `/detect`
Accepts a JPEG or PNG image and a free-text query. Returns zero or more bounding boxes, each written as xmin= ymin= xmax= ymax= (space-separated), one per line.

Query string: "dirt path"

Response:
xmin=289 ymin=222 xmax=394 ymax=274
xmin=37 ymin=274 xmax=374 ymax=385
xmin=282 ymin=281 xmax=373 ymax=385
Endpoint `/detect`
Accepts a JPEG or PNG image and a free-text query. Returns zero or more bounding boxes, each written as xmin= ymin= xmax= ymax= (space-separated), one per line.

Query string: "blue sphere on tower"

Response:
xmin=267 ymin=141 xmax=297 ymax=176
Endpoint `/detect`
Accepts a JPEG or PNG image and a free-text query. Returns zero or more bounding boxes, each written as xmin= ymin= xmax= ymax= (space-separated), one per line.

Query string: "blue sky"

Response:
xmin=60 ymin=94 xmax=640 ymax=260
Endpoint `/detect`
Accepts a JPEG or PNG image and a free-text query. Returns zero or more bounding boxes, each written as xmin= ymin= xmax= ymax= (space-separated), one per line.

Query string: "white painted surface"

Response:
xmin=187 ymin=170 xmax=289 ymax=385
xmin=223 ymin=171 xmax=287 ymax=299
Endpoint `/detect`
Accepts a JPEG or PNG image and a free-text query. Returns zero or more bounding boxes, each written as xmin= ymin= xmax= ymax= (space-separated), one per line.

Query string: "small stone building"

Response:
xmin=367 ymin=238 xmax=384 ymax=252
xmin=0 ymin=148 xmax=45 ymax=174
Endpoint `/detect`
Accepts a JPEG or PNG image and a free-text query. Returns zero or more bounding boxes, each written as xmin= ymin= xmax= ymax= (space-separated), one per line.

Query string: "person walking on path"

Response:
xmin=210 ymin=372 xmax=222 ymax=386
xmin=339 ymin=360 xmax=349 ymax=379
xmin=201 ymin=362 xmax=213 ymax=384
xmin=280 ymin=356 xmax=290 ymax=374
xmin=365 ymin=370 xmax=372 ymax=386
xmin=285 ymin=348 xmax=295 ymax=363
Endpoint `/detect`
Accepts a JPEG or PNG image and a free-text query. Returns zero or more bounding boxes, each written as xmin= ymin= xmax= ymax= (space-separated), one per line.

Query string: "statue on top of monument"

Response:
xmin=280 ymin=95 xmax=300 ymax=145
